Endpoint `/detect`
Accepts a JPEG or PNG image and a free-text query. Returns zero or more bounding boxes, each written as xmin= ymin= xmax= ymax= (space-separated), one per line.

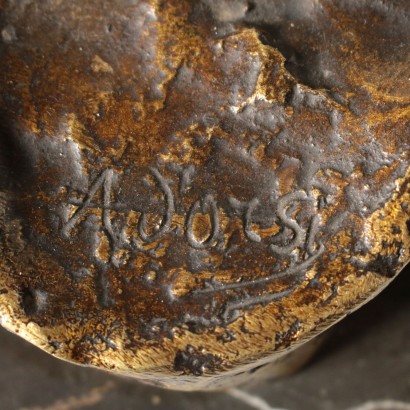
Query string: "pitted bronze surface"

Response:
xmin=0 ymin=0 xmax=409 ymax=390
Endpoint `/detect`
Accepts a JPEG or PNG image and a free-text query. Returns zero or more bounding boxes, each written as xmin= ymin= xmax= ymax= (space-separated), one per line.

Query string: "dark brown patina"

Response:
xmin=0 ymin=0 xmax=409 ymax=390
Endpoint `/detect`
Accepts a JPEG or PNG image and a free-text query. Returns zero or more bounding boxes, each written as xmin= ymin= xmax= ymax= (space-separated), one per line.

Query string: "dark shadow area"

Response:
xmin=0 ymin=114 xmax=35 ymax=192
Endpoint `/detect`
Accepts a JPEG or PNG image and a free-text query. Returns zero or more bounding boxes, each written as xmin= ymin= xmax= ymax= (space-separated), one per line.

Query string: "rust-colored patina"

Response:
xmin=0 ymin=0 xmax=409 ymax=390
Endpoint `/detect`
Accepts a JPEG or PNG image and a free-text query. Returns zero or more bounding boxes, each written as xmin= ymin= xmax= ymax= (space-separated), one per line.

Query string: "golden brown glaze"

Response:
xmin=0 ymin=0 xmax=409 ymax=390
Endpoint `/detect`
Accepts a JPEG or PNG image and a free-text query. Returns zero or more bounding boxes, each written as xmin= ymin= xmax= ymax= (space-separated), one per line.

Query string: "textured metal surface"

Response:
xmin=0 ymin=0 xmax=409 ymax=389
xmin=0 ymin=269 xmax=409 ymax=410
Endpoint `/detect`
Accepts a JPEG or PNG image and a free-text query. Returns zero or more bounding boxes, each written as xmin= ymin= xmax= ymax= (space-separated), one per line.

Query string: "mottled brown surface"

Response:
xmin=0 ymin=0 xmax=409 ymax=390
xmin=1 ymin=269 xmax=409 ymax=410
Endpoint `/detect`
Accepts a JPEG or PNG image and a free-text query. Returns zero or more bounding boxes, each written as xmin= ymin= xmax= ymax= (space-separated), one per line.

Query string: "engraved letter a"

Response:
xmin=61 ymin=169 xmax=115 ymax=238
